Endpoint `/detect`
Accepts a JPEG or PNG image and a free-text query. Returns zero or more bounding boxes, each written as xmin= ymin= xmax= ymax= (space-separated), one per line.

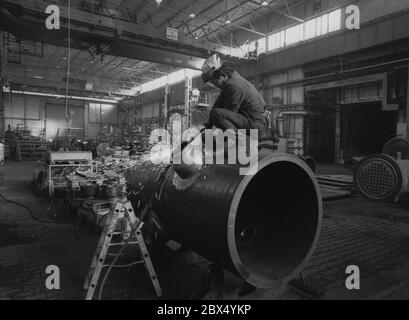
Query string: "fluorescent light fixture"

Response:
xmin=34 ymin=75 xmax=44 ymax=79
xmin=5 ymin=89 xmax=119 ymax=103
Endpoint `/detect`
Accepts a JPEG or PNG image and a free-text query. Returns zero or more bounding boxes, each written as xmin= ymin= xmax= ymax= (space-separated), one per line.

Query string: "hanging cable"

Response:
xmin=65 ymin=0 xmax=71 ymax=126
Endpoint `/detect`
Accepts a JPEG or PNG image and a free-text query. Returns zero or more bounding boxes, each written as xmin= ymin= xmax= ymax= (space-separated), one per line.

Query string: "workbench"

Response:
xmin=14 ymin=140 xmax=51 ymax=162
xmin=47 ymin=151 xmax=95 ymax=197
xmin=48 ymin=163 xmax=94 ymax=197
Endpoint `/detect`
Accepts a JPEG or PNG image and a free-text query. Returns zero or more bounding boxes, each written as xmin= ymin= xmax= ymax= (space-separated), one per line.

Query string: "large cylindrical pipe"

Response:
xmin=125 ymin=147 xmax=322 ymax=289
xmin=355 ymin=154 xmax=409 ymax=202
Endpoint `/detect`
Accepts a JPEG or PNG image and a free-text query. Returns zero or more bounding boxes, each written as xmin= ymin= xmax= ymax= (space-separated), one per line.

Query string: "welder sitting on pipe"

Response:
xmin=201 ymin=54 xmax=268 ymax=137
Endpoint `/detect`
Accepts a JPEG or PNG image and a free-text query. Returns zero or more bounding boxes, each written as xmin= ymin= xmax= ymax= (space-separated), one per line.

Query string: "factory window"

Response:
xmin=268 ymin=30 xmax=285 ymax=51
xmin=318 ymin=14 xmax=329 ymax=36
xmin=267 ymin=8 xmax=342 ymax=52
xmin=305 ymin=13 xmax=330 ymax=40
xmin=304 ymin=18 xmax=317 ymax=40
xmin=285 ymin=24 xmax=304 ymax=46
xmin=89 ymin=103 xmax=117 ymax=124
xmin=328 ymin=9 xmax=342 ymax=32
xmin=256 ymin=38 xmax=266 ymax=54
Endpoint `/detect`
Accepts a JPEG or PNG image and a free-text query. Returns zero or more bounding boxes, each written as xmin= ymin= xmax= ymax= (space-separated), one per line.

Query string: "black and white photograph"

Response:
xmin=0 ymin=0 xmax=409 ymax=305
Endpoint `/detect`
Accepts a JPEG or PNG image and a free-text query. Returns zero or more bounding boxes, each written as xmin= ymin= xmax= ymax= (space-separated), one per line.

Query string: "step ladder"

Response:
xmin=83 ymin=200 xmax=162 ymax=300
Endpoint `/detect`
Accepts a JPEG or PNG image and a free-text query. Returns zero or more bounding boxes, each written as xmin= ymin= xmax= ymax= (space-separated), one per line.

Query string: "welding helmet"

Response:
xmin=201 ymin=54 xmax=223 ymax=84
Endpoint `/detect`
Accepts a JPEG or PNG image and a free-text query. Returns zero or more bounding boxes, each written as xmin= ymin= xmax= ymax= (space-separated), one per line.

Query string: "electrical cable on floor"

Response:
xmin=0 ymin=191 xmax=71 ymax=225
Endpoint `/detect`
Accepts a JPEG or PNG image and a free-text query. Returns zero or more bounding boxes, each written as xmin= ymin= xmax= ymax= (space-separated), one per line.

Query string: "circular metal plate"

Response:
xmin=355 ymin=154 xmax=402 ymax=201
xmin=383 ymin=138 xmax=409 ymax=160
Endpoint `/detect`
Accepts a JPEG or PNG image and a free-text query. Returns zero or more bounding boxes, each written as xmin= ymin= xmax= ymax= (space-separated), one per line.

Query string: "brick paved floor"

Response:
xmin=1 ymin=161 xmax=409 ymax=300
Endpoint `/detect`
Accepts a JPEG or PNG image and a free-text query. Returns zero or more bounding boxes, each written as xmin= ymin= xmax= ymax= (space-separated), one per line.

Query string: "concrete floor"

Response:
xmin=1 ymin=161 xmax=409 ymax=300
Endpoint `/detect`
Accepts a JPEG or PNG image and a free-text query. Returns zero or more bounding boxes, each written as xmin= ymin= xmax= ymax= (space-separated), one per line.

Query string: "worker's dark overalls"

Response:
xmin=208 ymin=71 xmax=268 ymax=137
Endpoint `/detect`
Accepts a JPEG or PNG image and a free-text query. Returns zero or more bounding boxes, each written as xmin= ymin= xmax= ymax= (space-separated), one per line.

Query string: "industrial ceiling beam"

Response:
xmin=248 ymin=0 xmax=305 ymax=23
xmin=188 ymin=0 xmax=267 ymax=38
xmin=193 ymin=1 xmax=268 ymax=40
xmin=141 ymin=0 xmax=181 ymax=26
xmin=156 ymin=0 xmax=203 ymax=29
xmin=8 ymin=84 xmax=124 ymax=100
xmin=6 ymin=74 xmax=136 ymax=97
xmin=0 ymin=0 xmax=229 ymax=69
xmin=202 ymin=0 xmax=306 ymax=40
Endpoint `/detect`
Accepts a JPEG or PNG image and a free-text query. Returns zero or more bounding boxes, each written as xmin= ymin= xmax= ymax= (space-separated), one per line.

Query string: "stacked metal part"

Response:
xmin=355 ymin=138 xmax=409 ymax=202
xmin=383 ymin=138 xmax=409 ymax=160
xmin=355 ymin=154 xmax=409 ymax=202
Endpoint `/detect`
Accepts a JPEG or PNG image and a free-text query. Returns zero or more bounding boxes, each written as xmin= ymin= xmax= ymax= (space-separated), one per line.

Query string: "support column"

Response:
xmin=163 ymin=84 xmax=169 ymax=129
xmin=184 ymin=76 xmax=192 ymax=131
xmin=0 ymin=78 xmax=4 ymax=136
xmin=396 ymin=110 xmax=406 ymax=138
xmin=0 ymin=44 xmax=4 ymax=135
xmin=334 ymin=106 xmax=342 ymax=164
xmin=406 ymin=60 xmax=409 ymax=139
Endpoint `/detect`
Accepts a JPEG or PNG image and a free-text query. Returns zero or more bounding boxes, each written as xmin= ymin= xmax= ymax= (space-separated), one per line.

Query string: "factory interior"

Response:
xmin=1 ymin=0 xmax=409 ymax=301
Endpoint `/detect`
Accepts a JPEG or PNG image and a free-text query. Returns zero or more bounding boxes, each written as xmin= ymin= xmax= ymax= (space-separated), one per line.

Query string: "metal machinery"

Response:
xmin=355 ymin=153 xmax=409 ymax=202
xmin=184 ymin=77 xmax=193 ymax=130
xmin=5 ymin=125 xmax=52 ymax=162
xmin=383 ymin=137 xmax=409 ymax=160
xmin=124 ymin=133 xmax=323 ymax=289
xmin=47 ymin=151 xmax=94 ymax=197
xmin=355 ymin=138 xmax=409 ymax=202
